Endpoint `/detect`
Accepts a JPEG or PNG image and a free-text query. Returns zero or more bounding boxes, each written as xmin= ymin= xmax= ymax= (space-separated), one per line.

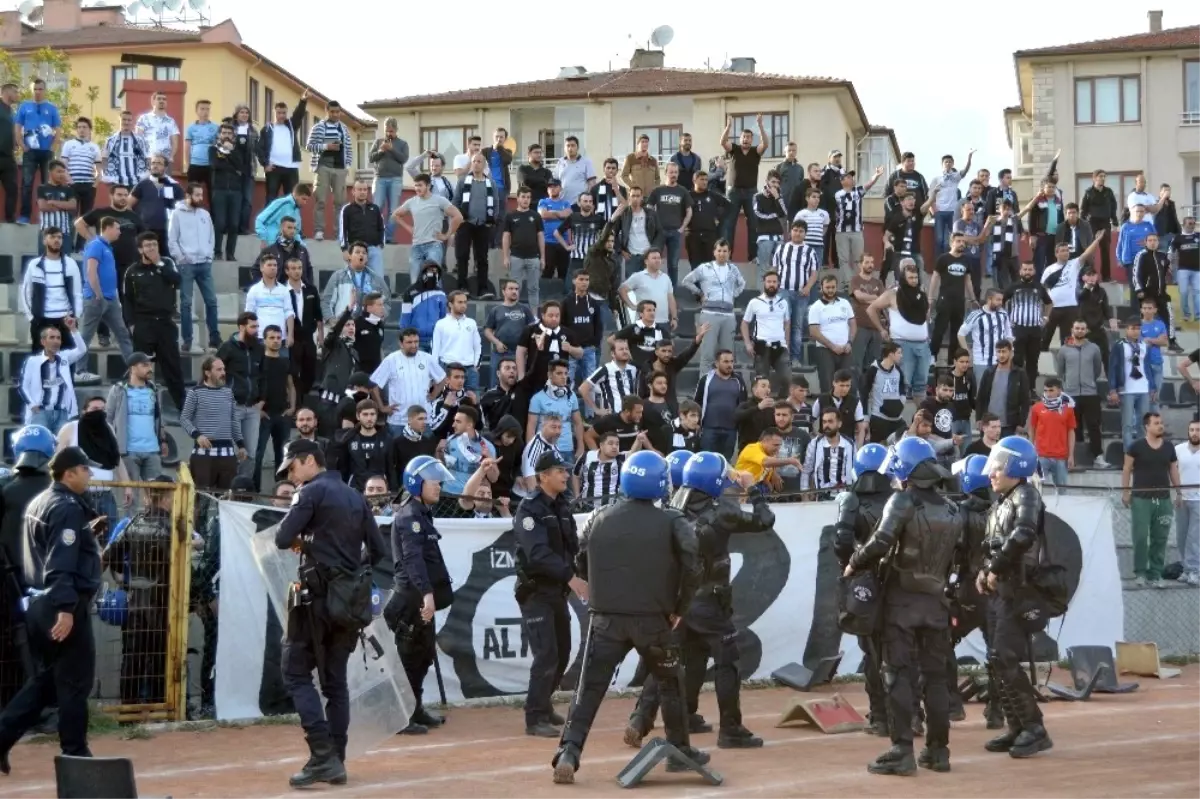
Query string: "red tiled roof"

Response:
xmin=1014 ymin=25 xmax=1199 ymax=57
xmin=363 ymin=68 xmax=848 ymax=109
xmin=9 ymin=23 xmax=201 ymax=50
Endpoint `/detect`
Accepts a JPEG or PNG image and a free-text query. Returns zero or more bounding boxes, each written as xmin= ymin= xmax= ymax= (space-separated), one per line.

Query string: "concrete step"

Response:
xmin=1116 ymin=542 xmax=1183 ymax=580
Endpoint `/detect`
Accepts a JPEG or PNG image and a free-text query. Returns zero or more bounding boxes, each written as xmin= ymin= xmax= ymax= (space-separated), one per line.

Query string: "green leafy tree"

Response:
xmin=0 ymin=46 xmax=114 ymax=144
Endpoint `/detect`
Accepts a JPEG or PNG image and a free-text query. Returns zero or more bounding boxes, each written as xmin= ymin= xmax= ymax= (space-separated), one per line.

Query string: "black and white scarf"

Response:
xmin=537 ymin=324 xmax=563 ymax=355
xmin=895 ymin=280 xmax=928 ymax=326
xmin=458 ymin=174 xmax=497 ymax=222
xmin=1041 ymin=391 xmax=1074 ymax=413
xmin=594 ymin=181 xmax=622 ymax=219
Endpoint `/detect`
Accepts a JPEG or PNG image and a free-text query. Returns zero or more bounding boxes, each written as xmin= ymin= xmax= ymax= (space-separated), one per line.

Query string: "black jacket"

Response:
xmin=513 ymin=490 xmax=578 ymax=591
xmin=216 ymin=334 xmax=266 ymax=406
xmin=517 ymin=163 xmax=554 ymax=204
xmin=392 ymin=498 xmax=450 ymax=598
xmin=0 ymin=468 xmax=52 ymax=583
xmin=481 ymin=145 xmax=514 ymax=191
xmin=339 ymin=201 xmax=385 ymax=249
xmin=256 ymin=99 xmax=308 ymax=168
xmin=1080 ymin=185 xmax=1119 ymax=227
xmin=209 ymin=143 xmax=245 ymax=191
xmin=334 ymin=428 xmax=392 ymax=491
xmin=123 ymin=258 xmax=181 ymax=326
xmin=264 ymin=238 xmax=314 ymax=286
xmin=286 ymin=280 xmax=323 ymax=336
xmin=0 ymin=103 xmax=13 ymax=157
xmin=1077 ymin=284 xmax=1113 ymax=331
xmin=275 ymin=470 xmax=386 ymax=573
xmin=614 ymin=206 xmax=664 ymax=254
xmin=24 ymin=483 xmax=102 ymax=609
xmin=1155 ymin=199 xmax=1182 ymax=237
xmin=689 ymin=190 xmax=728 ymax=232
xmin=976 ymin=365 xmax=1030 ymax=431
xmin=561 ymin=292 xmax=604 ymax=348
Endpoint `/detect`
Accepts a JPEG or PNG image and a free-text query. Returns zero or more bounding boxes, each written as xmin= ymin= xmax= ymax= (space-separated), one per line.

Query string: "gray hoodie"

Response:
xmin=106 ymin=379 xmax=166 ymax=455
xmin=168 ymin=203 xmax=215 ymax=265
xmin=1055 ymin=336 xmax=1103 ymax=397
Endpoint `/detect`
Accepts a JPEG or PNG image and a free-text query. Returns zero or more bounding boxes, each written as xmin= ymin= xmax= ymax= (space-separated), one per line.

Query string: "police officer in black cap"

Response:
xmin=0 ymin=446 xmax=104 ymax=773
xmin=514 ymin=449 xmax=580 ymax=738
xmin=274 ymin=438 xmax=389 ymax=789
xmin=551 ymin=451 xmax=707 ymax=786
xmin=845 ymin=437 xmax=963 ymax=777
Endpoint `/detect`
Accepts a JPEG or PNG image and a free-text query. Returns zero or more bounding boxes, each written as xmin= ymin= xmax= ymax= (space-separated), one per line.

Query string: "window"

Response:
xmin=632 ymin=125 xmax=681 ymax=161
xmin=357 ymin=139 xmax=371 ymax=172
xmin=111 ymin=65 xmax=137 ymax=108
xmin=300 ymin=114 xmax=309 ymax=146
xmin=856 ymin=135 xmax=894 ymax=197
xmin=1074 ymin=76 xmax=1140 ymax=124
xmin=729 ymin=113 xmax=789 ymax=158
xmin=1185 ymin=60 xmax=1199 ymax=124
xmin=152 ymin=65 xmax=180 ymax=81
xmin=1075 ymin=172 xmax=1140 ymax=209
xmin=264 ymin=88 xmax=274 ymax=122
xmin=248 ymin=77 xmax=260 ymax=125
xmin=420 ymin=126 xmax=478 ymax=165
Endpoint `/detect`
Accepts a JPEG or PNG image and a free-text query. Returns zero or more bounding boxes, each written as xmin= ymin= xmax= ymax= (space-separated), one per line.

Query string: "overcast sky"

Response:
xmin=211 ymin=1 xmax=1197 ymax=175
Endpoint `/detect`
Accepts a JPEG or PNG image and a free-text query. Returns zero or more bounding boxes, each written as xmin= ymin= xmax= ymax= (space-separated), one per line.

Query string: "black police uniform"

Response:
xmin=553 ymin=496 xmax=704 ymax=779
xmin=949 ymin=490 xmax=1001 ymax=727
xmin=105 ymin=504 xmax=172 ymax=705
xmin=275 ymin=468 xmax=388 ymax=781
xmin=123 ymin=256 xmax=184 ymax=409
xmin=0 ymin=480 xmax=103 ymax=767
xmin=388 ymin=496 xmax=453 ymax=731
xmin=0 ymin=465 xmax=51 ymax=707
xmin=981 ymin=481 xmax=1052 ymax=757
xmin=848 ymin=463 xmax=963 ymax=774
xmin=513 ymin=488 xmax=578 ymax=733
xmin=834 ymin=470 xmax=894 ymax=734
xmin=630 ymin=490 xmax=774 ymax=748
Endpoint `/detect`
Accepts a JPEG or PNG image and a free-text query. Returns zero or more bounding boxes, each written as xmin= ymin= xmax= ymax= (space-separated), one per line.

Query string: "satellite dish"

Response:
xmin=126 ymin=0 xmax=144 ymax=15
xmin=149 ymin=0 xmax=166 ymax=12
xmin=187 ymin=0 xmax=207 ymax=10
xmin=18 ymin=0 xmax=35 ymax=16
xmin=164 ymin=0 xmax=183 ymax=9
xmin=650 ymin=25 xmax=674 ymax=49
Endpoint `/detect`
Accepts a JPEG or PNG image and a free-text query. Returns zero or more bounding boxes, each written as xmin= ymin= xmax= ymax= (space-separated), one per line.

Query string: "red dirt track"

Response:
xmin=3 ymin=666 xmax=1198 ymax=798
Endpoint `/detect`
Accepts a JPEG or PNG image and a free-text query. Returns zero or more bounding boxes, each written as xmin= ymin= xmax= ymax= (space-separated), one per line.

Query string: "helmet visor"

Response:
xmin=983 ymin=444 xmax=1029 ymax=479
xmin=412 ymin=460 xmax=455 ymax=486
xmin=877 ymin=445 xmax=900 ymax=476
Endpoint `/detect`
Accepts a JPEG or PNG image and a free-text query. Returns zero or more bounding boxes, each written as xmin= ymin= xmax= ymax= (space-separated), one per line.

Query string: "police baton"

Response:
xmin=566 ymin=612 xmax=597 ymax=720
xmin=429 ymin=618 xmax=448 ymax=708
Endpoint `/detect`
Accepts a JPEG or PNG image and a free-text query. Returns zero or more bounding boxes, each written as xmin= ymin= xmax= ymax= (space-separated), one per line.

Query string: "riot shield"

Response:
xmin=248 ymin=525 xmax=415 ymax=760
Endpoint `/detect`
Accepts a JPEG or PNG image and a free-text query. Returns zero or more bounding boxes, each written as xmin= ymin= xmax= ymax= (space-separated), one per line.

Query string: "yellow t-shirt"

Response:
xmin=734 ymin=443 xmax=773 ymax=485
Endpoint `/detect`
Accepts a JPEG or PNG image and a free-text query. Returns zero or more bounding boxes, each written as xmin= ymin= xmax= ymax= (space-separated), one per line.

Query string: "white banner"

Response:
xmin=214 ymin=495 xmax=1121 ymax=719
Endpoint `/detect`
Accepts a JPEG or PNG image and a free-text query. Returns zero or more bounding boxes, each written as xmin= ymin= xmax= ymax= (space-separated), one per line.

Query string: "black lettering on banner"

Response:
xmin=482 ymin=617 xmax=530 ymax=660
xmin=728 ymin=529 xmax=792 ymax=677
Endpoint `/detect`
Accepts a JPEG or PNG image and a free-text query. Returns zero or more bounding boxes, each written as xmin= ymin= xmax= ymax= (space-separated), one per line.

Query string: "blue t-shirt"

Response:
xmin=82 ymin=238 xmax=118 ymax=300
xmin=528 ymin=388 xmax=579 ymax=457
xmin=488 ymin=150 xmax=505 ymax=187
xmin=1141 ymin=318 xmax=1167 ymax=365
xmin=538 ymin=198 xmax=571 ymax=246
xmin=443 ymin=432 xmax=497 ymax=495
xmin=186 ymin=121 xmax=219 ymax=166
xmin=125 ymin=386 xmax=158 ymax=453
xmin=15 ymin=100 xmax=61 ymax=151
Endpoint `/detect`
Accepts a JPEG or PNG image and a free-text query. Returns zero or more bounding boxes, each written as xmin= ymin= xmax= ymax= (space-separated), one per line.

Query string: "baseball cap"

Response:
xmin=535 ymin=450 xmax=570 ymax=473
xmin=276 ymin=439 xmax=322 ymax=480
xmin=548 ymin=178 xmax=562 ymax=187
xmin=829 ymin=149 xmax=843 ymax=158
xmin=127 ymin=352 xmax=154 ymax=368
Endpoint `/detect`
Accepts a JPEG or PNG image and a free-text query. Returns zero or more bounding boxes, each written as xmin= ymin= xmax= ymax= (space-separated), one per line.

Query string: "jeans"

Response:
xmin=28 ymin=407 xmax=70 ymax=435
xmin=933 ymin=210 xmax=955 ymax=256
xmin=254 ymin=413 xmax=292 ymax=492
xmin=1033 ymin=234 xmax=1054 ymax=279
xmin=700 ymin=427 xmax=737 ymax=461
xmin=1130 ymin=496 xmax=1173 ymax=581
xmin=20 ymin=149 xmax=53 ymax=219
xmin=951 ymin=419 xmax=973 ymax=458
xmin=0 ymin=155 xmax=16 ymax=221
xmin=89 ymin=489 xmax=119 ymax=527
xmin=1038 ymin=457 xmax=1068 ymax=487
xmin=124 ymin=452 xmax=163 ymax=510
xmin=366 ymin=245 xmax=386 ymax=291
xmin=80 ymin=297 xmax=134 ymax=361
xmin=851 ymin=327 xmax=883 ymax=378
xmin=662 ymin=229 xmax=682 ymax=286
xmin=211 ymin=188 xmax=241 ymax=260
xmin=313 ymin=165 xmax=348 ymax=235
xmin=755 ymin=239 xmax=779 ymax=288
xmin=374 ymin=177 xmax=404 ymax=242
xmin=964 ymin=254 xmax=982 ymax=302
xmin=569 ymin=346 xmax=598 ymax=398
xmin=1148 ymin=362 xmax=1163 ymax=412
xmin=697 ymin=311 xmax=736 ymax=372
xmin=1177 ymin=499 xmax=1200 ymax=573
xmin=180 ymin=261 xmax=220 ymax=346
xmin=240 ymin=173 xmax=255 ymax=233
xmin=1179 ymin=269 xmax=1200 ymax=320
xmin=813 ymin=346 xmax=852 ymax=395
xmin=810 ymin=245 xmax=826 ymax=269
xmin=509 ymin=256 xmax=541 ymax=310
xmin=898 ymin=339 xmax=931 ymax=399
xmin=623 ymin=252 xmax=645 ymax=278
xmin=723 ymin=187 xmax=757 ymax=256
xmin=409 ymin=241 xmax=444 ymax=283
xmin=1120 ymin=391 xmax=1149 ymax=451
xmin=236 ymin=406 xmax=261 ymax=481
xmin=785 ymin=289 xmax=811 ymax=360
xmin=835 ymin=231 xmax=864 ymax=284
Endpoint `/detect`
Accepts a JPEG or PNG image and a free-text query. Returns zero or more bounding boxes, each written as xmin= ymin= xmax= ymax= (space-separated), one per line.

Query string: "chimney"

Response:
xmin=630 ymin=48 xmax=665 ymax=70
xmin=81 ymin=6 xmax=127 ymax=27
xmin=41 ymin=0 xmax=83 ymax=32
xmin=729 ymin=57 xmax=757 ymax=73
xmin=0 ymin=10 xmax=23 ymax=46
xmin=1148 ymin=10 xmax=1163 ymax=32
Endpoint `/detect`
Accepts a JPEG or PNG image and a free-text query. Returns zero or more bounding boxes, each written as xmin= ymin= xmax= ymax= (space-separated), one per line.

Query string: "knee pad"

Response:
xmin=881 ymin=665 xmax=899 ymax=691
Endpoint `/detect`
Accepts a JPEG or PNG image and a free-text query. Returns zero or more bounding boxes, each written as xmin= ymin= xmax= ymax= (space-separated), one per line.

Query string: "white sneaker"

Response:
xmin=1093 ymin=456 xmax=1110 ymax=469
xmin=1132 ymin=576 xmax=1148 ymax=587
xmin=314 ymin=231 xmax=325 ymax=241
xmin=1186 ymin=572 xmax=1200 ymax=587
xmin=1153 ymin=579 xmax=1169 ymax=589
xmin=74 ymin=370 xmax=101 ymax=385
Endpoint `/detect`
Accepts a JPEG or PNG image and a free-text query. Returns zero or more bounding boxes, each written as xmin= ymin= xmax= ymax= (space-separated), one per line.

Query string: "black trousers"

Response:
xmin=73 ymin=184 xmax=96 ymax=251
xmin=281 ymin=604 xmax=357 ymax=741
xmin=454 ymin=222 xmax=491 ymax=293
xmin=1041 ymin=306 xmax=1076 ymax=351
xmin=685 ymin=229 xmax=718 ymax=267
xmin=985 ymin=591 xmax=1044 ymax=729
xmin=859 ymin=632 xmax=887 ymax=724
xmin=1013 ymin=326 xmax=1042 ymax=393
xmin=869 ymin=416 xmax=905 ymax=445
xmin=188 ymin=454 xmax=237 ymax=491
xmin=930 ymin=301 xmax=965 ymax=362
xmin=543 ymin=245 xmax=570 ymax=281
xmin=265 ymin=167 xmax=299 ymax=201
xmin=0 ymin=156 xmax=16 ymax=222
xmin=120 ymin=590 xmax=168 ymax=705
xmin=291 ymin=332 xmax=319 ymax=401
xmin=132 ymin=317 xmax=184 ymax=410
xmin=0 ymin=597 xmax=93 ymax=757
xmin=559 ymin=612 xmax=689 ymax=758
xmin=1088 ymin=219 xmax=1113 ymax=281
xmin=520 ymin=591 xmax=571 ymax=727
xmin=881 ymin=590 xmax=952 ymax=749
xmin=1086 ymin=327 xmax=1111 ymax=379
xmin=1074 ymin=394 xmax=1104 ymax=459
xmin=392 ymin=589 xmax=437 ymax=710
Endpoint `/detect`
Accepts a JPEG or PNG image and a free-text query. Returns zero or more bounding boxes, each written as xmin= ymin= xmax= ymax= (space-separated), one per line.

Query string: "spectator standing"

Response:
xmin=694 ymin=350 xmax=746 ymax=459
xmin=75 ymin=184 xmax=146 ymax=362
xmin=1138 ymin=297 xmax=1169 ymax=413
xmin=589 ymin=157 xmax=627 ymax=222
xmin=484 ymin=279 xmax=536 ymax=387
xmin=707 ymin=154 xmax=727 ymax=195
xmin=216 ymin=313 xmax=266 ymax=481
xmin=882 ymin=193 xmax=931 ymax=285
xmin=555 ymin=136 xmax=597 ymax=208
xmin=585 ymin=395 xmax=645 ymax=453
xmin=229 ymin=103 xmax=258 ymax=233
xmin=776 ymin=142 xmax=803 ymax=207
xmin=558 ymin=192 xmax=603 ymax=288
xmin=208 ymin=122 xmax=245 ymax=263
xmin=808 ymin=274 xmax=855 ymax=394
xmin=620 ymin=135 xmax=660 ymax=195
xmin=770 ymin=403 xmax=810 ymax=494
xmin=578 ymin=338 xmax=638 ymax=417
xmin=443 ymin=405 xmax=497 ymax=496
xmin=572 ymin=432 xmax=624 ymax=509
xmin=751 ymin=172 xmax=789 ymax=287
xmin=680 ymin=238 xmax=745 ymax=371
xmin=351 ymin=292 xmax=387 ymax=376
xmin=371 ymin=329 xmax=446 ymax=435
xmin=20 ymin=320 xmax=86 ymax=433
xmin=1108 ymin=318 xmax=1155 ymax=452
xmin=964 ymin=412 xmax=1002 ymax=457
xmin=0 ymin=82 xmax=17 ymax=221
xmin=169 ymin=182 xmax=220 ymax=355
xmin=928 ymin=232 xmax=976 ymax=364
xmin=848 ymin=254 xmax=884 ymax=375
xmin=321 ymin=242 xmax=389 ymax=320
xmin=1027 ymin=377 xmax=1076 ymax=487
xmin=36 ymin=160 xmax=76 ymax=256
xmin=245 ymin=255 xmax=295 ymax=347
xmin=867 ymin=260 xmax=931 ymax=401
xmin=1081 ymin=169 xmax=1120 ymax=282
xmin=884 ymin=152 xmax=930 ymax=222
xmin=452 ymin=135 xmax=483 ymax=177
xmin=253 ymin=325 xmax=296 ymax=491
xmin=833 ymin=167 xmax=884 ymax=285
xmin=15 ymin=78 xmax=62 ymax=225
xmin=1077 ymin=268 xmax=1117 ymax=375
xmin=949 ymin=348 xmax=976 ymax=452
xmin=1041 ymin=236 xmax=1103 ymax=351
xmin=976 ymin=340 xmax=1029 ymax=438
xmin=957 ymin=288 xmax=1013 ymax=385
xmin=735 ymin=377 xmax=777 ymax=449
xmin=611 ymin=300 xmax=667 ymax=370
xmin=646 ymin=163 xmax=692 ymax=285
xmin=516 ymin=301 xmax=582 ymax=388
xmin=517 ymin=143 xmax=554 ymax=205
xmin=185 ymin=100 xmax=219 ymax=204
xmin=369 ymin=118 xmax=409 ymax=240
xmin=134 ymin=91 xmax=180 ymax=163
xmin=123 ymin=232 xmax=184 ymax=410
xmin=78 ymin=216 xmax=135 ymax=362
xmin=20 ymin=227 xmax=83 ymax=353
xmin=481 ymin=127 xmax=513 ymax=245
xmin=953 ymin=195 xmax=989 ymax=303
xmin=1055 ymin=203 xmax=1094 ymax=260
xmin=636 ymin=331 xmax=704 ymax=415
xmin=404 ymin=150 xmax=454 ymax=202
xmin=1172 ymin=215 xmax=1199 ymax=323
xmin=432 ymin=291 xmax=482 ymax=393
xmin=526 ymin=360 xmax=584 ymax=463
xmin=502 ymin=186 xmax=546 ymax=307
xmin=1056 ymin=319 xmax=1106 ymax=468
xmin=106 ymin=352 xmax=168 ymax=483
xmin=740 ymin=271 xmax=791 ymax=396
xmin=394 ymin=173 xmax=461 ymax=283
xmin=793 ymin=189 xmax=831 ymax=270
xmin=338 ymin=180 xmax=387 ymax=287
xmin=669 ymin=133 xmax=702 ymax=191
xmin=918 ymin=374 xmax=960 ymax=455
xmin=774 ymin=222 xmax=821 ymax=358
xmin=305 ymin=100 xmax=353 ymax=241
xmin=562 ymin=272 xmax=603 ymax=396
xmin=613 ymin=186 xmax=661 ymax=275
xmin=1117 ymin=205 xmax=1156 ymax=289
xmin=812 ymin=369 xmax=867 ymax=449
xmin=1124 ymin=173 xmax=1163 ymax=225
xmin=537 ymin=180 xmax=572 ymax=286
xmin=861 ymin=342 xmax=906 ymax=443
xmin=256 ymin=92 xmax=308 ymax=201
xmin=1175 ymin=420 xmax=1200 ymax=587
xmin=284 ymin=256 xmax=323 ymax=398
xmin=453 ymin=153 xmax=499 ymax=298
xmin=1122 ymin=412 xmax=1182 ymax=587
xmin=334 ymin=400 xmax=393 ymax=491
xmin=100 ymin=110 xmax=149 ymax=187
xmin=719 ymin=114 xmax=768 ymax=258
xmin=685 ymin=171 xmax=727 ymax=269
xmin=929 ymin=151 xmax=974 ymax=256
xmin=180 ymin=356 xmax=245 ymax=490
xmin=131 ymin=155 xmax=182 ymax=253
xmin=619 ymin=249 xmax=675 ymax=330
xmin=801 ymin=408 xmax=855 ymax=500
xmin=1132 ymin=232 xmax=1182 ymax=354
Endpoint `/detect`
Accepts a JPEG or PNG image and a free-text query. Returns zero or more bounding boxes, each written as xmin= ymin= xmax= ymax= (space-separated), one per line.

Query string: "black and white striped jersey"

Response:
xmin=834 ymin=186 xmax=866 ymax=233
xmin=958 ymin=308 xmax=1013 ymax=365
xmin=585 ymin=361 xmax=638 ymax=412
xmin=1003 ymin=280 xmax=1051 ymax=328
xmin=801 ymin=434 xmax=855 ymax=492
xmin=573 ymin=451 xmax=624 ymax=506
xmin=773 ymin=241 xmax=819 ymax=292
xmin=521 ymin=433 xmax=556 ymax=478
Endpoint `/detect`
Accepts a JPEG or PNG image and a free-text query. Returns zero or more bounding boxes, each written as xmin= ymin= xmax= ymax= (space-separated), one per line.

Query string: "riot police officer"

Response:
xmin=274 ymin=439 xmax=389 ymax=788
xmin=0 ymin=426 xmax=56 ymax=706
xmin=514 ymin=450 xmax=580 ymax=738
xmin=104 ymin=475 xmax=174 ymax=705
xmin=388 ymin=455 xmax=456 ymax=735
xmin=834 ymin=442 xmax=893 ymax=736
xmin=627 ymin=451 xmax=773 ymax=750
xmin=978 ymin=436 xmax=1053 ymax=758
xmin=0 ymin=446 xmax=104 ymax=773
xmin=552 ymin=451 xmax=707 ymax=785
xmin=845 ymin=437 xmax=963 ymax=776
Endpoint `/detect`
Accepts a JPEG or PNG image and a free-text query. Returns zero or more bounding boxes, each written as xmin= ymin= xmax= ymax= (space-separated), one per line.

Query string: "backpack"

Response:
xmin=322 ymin=564 xmax=375 ymax=632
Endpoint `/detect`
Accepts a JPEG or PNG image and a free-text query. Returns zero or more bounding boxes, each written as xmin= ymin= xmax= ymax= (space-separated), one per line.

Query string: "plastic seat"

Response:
xmin=54 ymin=754 xmax=138 ymax=798
xmin=1103 ymin=439 xmax=1124 ymax=466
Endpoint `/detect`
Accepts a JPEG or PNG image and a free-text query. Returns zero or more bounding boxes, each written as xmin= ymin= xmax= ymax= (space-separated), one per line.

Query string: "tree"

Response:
xmin=0 ymin=46 xmax=114 ymax=141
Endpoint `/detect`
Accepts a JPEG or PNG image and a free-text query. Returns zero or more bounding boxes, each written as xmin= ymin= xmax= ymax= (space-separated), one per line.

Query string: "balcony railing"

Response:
xmin=1182 ymin=110 xmax=1200 ymax=126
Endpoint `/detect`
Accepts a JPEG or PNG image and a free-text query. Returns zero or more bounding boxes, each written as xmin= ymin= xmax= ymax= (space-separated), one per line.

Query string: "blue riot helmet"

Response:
xmin=984 ymin=436 xmax=1039 ymax=480
xmin=883 ymin=437 xmax=937 ymax=482
xmin=666 ymin=450 xmax=691 ymax=494
xmin=97 ymin=587 xmax=129 ymax=626
xmin=402 ymin=455 xmax=455 ymax=499
xmin=12 ymin=424 xmax=55 ymax=471
xmin=854 ymin=443 xmax=889 ymax=475
xmin=681 ymin=451 xmax=729 ymax=498
xmin=620 ymin=451 xmax=670 ymax=500
xmin=959 ymin=454 xmax=991 ymax=496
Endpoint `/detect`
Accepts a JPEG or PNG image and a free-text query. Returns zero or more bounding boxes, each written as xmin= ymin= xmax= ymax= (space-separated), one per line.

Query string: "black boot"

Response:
xmin=288 ymin=732 xmax=347 ymax=788
xmin=332 ymin=734 xmax=347 ymax=763
xmin=867 ymin=745 xmax=916 ymax=776
xmin=1008 ymin=690 xmax=1053 ymax=758
xmin=400 ymin=721 xmax=428 ymax=735
xmin=547 ymin=710 xmax=565 ymax=726
xmin=665 ymin=745 xmax=711 ymax=772
xmin=689 ymin=713 xmax=713 ymax=734
xmin=918 ymin=745 xmax=951 ymax=772
xmin=412 ymin=705 xmax=444 ymax=728
xmin=717 ymin=725 xmax=763 ymax=749
xmin=984 ymin=664 xmax=1006 ymax=729
xmin=863 ymin=715 xmax=889 ymax=736
xmin=984 ymin=678 xmax=1023 ymax=753
xmin=552 ymin=744 xmax=580 ymax=784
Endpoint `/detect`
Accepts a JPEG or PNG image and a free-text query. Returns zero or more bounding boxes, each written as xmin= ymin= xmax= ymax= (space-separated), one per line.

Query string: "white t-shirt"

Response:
xmin=1126 ymin=190 xmax=1156 ymax=224
xmin=807 ymin=297 xmax=854 ymax=349
xmin=269 ymin=122 xmax=297 ymax=167
xmin=1176 ymin=442 xmax=1200 ymax=501
xmin=622 ymin=269 xmax=673 ymax=325
xmin=742 ymin=294 xmax=790 ymax=346
xmin=1121 ymin=339 xmax=1149 ymax=395
xmin=370 ymin=351 xmax=446 ymax=425
xmin=1042 ymin=258 xmax=1081 ymax=308
xmin=244 ymin=281 xmax=294 ymax=337
xmin=794 ymin=208 xmax=830 ymax=248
